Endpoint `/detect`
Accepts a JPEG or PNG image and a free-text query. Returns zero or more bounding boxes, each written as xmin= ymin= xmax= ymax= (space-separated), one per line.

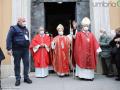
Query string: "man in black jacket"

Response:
xmin=6 ymin=17 xmax=32 ymax=86
xmin=110 ymin=27 xmax=120 ymax=81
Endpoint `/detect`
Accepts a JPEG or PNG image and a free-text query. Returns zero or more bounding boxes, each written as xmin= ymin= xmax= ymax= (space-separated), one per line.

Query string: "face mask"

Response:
xmin=70 ymin=32 xmax=73 ymax=35
xmin=100 ymin=33 xmax=103 ymax=36
xmin=84 ymin=27 xmax=89 ymax=31
xmin=40 ymin=31 xmax=44 ymax=35
xmin=22 ymin=22 xmax=27 ymax=27
xmin=46 ymin=34 xmax=49 ymax=36
xmin=59 ymin=32 xmax=63 ymax=35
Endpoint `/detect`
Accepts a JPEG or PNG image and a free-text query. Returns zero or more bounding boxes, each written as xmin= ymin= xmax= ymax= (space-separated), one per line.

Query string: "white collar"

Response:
xmin=40 ymin=34 xmax=45 ymax=37
xmin=59 ymin=35 xmax=63 ymax=37
xmin=83 ymin=30 xmax=89 ymax=33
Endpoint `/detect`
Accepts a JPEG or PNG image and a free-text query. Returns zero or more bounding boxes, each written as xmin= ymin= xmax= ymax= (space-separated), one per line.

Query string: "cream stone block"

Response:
xmin=1 ymin=65 xmax=11 ymax=79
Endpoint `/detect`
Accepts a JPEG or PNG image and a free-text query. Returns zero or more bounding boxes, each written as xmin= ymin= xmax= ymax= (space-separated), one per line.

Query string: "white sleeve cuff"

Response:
xmin=33 ymin=45 xmax=40 ymax=53
xmin=45 ymin=44 xmax=50 ymax=52
xmin=51 ymin=42 xmax=56 ymax=50
xmin=97 ymin=47 xmax=102 ymax=53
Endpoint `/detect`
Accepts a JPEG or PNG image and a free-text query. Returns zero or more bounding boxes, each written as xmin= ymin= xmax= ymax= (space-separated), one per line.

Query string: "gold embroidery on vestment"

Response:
xmin=62 ymin=51 xmax=66 ymax=60
xmin=61 ymin=41 xmax=64 ymax=49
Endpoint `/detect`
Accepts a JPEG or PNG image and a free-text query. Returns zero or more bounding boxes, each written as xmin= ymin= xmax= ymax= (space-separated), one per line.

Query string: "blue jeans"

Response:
xmin=13 ymin=50 xmax=29 ymax=80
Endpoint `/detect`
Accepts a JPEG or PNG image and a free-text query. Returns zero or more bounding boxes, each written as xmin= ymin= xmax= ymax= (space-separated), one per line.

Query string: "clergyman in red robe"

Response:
xmin=51 ymin=24 xmax=71 ymax=77
xmin=30 ymin=27 xmax=50 ymax=78
xmin=72 ymin=17 xmax=102 ymax=80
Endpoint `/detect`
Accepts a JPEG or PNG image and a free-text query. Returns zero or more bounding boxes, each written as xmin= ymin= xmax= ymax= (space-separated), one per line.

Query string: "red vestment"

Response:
xmin=72 ymin=31 xmax=100 ymax=69
xmin=30 ymin=34 xmax=50 ymax=68
xmin=50 ymin=35 xmax=71 ymax=74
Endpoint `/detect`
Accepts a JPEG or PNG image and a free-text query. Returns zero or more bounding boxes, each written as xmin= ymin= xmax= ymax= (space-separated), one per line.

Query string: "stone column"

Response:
xmin=31 ymin=2 xmax=45 ymax=72
xmin=90 ymin=0 xmax=111 ymax=73
xmin=11 ymin=0 xmax=31 ymax=76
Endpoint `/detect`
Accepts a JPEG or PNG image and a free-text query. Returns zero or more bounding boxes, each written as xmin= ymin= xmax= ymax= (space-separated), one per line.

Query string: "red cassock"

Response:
xmin=29 ymin=34 xmax=50 ymax=68
xmin=72 ymin=31 xmax=100 ymax=69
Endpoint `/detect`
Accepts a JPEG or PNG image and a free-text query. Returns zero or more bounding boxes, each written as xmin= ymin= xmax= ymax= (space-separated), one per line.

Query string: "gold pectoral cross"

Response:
xmin=61 ymin=41 xmax=64 ymax=49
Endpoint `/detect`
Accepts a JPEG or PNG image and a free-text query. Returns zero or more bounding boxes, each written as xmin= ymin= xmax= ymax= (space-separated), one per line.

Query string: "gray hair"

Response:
xmin=39 ymin=27 xmax=44 ymax=30
xmin=101 ymin=28 xmax=106 ymax=32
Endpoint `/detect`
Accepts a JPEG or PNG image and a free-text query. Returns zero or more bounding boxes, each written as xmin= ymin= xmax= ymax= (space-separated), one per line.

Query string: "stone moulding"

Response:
xmin=31 ymin=0 xmax=89 ymax=5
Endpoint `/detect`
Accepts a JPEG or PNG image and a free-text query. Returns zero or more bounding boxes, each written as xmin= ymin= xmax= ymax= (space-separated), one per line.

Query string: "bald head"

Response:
xmin=18 ymin=17 xmax=26 ymax=27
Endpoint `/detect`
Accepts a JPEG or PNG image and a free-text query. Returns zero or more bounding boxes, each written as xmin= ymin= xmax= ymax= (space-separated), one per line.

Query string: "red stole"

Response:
xmin=59 ymin=37 xmax=69 ymax=73
xmin=30 ymin=34 xmax=50 ymax=68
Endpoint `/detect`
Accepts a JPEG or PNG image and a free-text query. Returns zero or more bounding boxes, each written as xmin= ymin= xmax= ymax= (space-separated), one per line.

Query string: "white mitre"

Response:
xmin=56 ymin=24 xmax=64 ymax=31
xmin=81 ymin=17 xmax=91 ymax=26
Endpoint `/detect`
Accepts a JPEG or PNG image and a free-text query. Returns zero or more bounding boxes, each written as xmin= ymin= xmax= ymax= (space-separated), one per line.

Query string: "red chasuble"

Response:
xmin=50 ymin=35 xmax=71 ymax=74
xmin=30 ymin=34 xmax=50 ymax=68
xmin=72 ymin=31 xmax=100 ymax=69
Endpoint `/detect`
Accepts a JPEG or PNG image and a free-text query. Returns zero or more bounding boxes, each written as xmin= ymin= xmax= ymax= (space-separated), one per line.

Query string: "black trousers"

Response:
xmin=101 ymin=58 xmax=114 ymax=75
xmin=13 ymin=50 xmax=29 ymax=80
xmin=117 ymin=69 xmax=120 ymax=77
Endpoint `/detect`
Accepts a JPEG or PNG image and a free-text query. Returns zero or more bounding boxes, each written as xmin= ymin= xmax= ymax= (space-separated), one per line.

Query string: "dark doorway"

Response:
xmin=44 ymin=2 xmax=76 ymax=37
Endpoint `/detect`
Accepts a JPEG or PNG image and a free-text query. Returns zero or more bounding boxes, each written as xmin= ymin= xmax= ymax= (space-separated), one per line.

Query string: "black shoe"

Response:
xmin=49 ymin=70 xmax=52 ymax=73
xmin=106 ymin=74 xmax=114 ymax=77
xmin=65 ymin=74 xmax=69 ymax=76
xmin=90 ymin=78 xmax=94 ymax=81
xmin=15 ymin=80 xmax=20 ymax=86
xmin=59 ymin=75 xmax=64 ymax=78
xmin=24 ymin=78 xmax=32 ymax=84
xmin=115 ymin=77 xmax=120 ymax=81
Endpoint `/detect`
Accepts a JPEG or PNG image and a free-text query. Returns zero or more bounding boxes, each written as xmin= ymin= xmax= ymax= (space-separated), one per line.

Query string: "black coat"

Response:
xmin=0 ymin=48 xmax=5 ymax=61
xmin=110 ymin=34 xmax=120 ymax=69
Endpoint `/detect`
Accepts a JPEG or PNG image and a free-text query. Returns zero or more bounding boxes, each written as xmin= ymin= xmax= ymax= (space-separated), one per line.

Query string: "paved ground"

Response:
xmin=1 ymin=73 xmax=120 ymax=90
